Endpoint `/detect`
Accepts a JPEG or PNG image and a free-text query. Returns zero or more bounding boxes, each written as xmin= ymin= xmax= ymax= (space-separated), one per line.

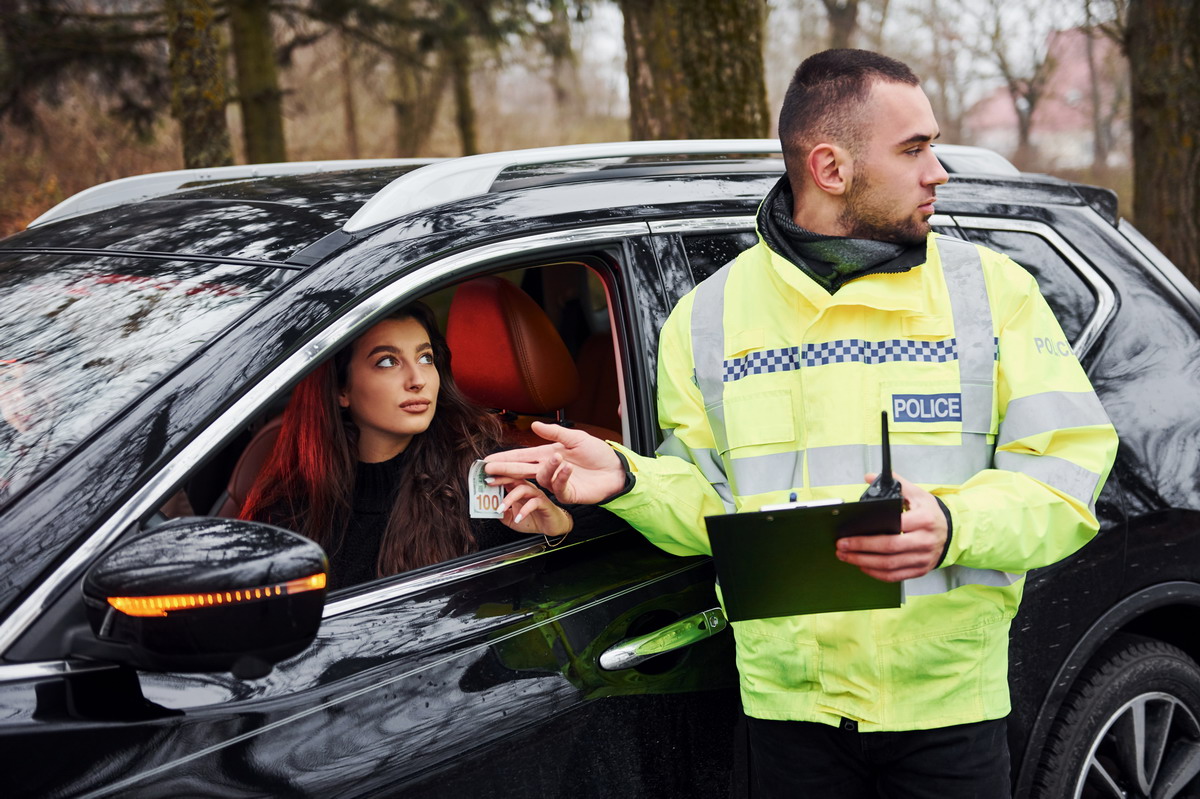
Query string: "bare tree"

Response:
xmin=1078 ymin=0 xmax=1129 ymax=177
xmin=897 ymin=0 xmax=975 ymax=145
xmin=442 ymin=4 xmax=478 ymax=155
xmin=542 ymin=0 xmax=580 ymax=115
xmin=820 ymin=0 xmax=858 ymax=49
xmin=165 ymin=0 xmax=233 ymax=168
xmin=859 ymin=0 xmax=890 ymax=52
xmin=1123 ymin=0 xmax=1200 ymax=284
xmin=229 ymin=0 xmax=286 ymax=163
xmin=619 ymin=0 xmax=769 ymax=140
xmin=338 ymin=30 xmax=360 ymax=158
xmin=970 ymin=0 xmax=1070 ymax=170
xmin=0 ymin=0 xmax=168 ymax=133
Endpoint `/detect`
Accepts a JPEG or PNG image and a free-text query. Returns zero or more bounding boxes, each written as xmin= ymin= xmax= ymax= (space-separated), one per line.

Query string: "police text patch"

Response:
xmin=892 ymin=393 xmax=963 ymax=423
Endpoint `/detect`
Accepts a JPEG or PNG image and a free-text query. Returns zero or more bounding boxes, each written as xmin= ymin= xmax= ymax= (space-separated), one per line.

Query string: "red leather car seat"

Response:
xmin=212 ymin=414 xmax=284 ymax=518
xmin=446 ymin=276 xmax=621 ymax=446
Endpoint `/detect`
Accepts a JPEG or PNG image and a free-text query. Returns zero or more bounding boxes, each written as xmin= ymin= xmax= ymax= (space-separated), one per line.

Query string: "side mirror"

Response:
xmin=77 ymin=517 xmax=328 ymax=679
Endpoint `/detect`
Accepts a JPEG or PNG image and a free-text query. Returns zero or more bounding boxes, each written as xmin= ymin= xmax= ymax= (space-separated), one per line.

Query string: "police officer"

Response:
xmin=486 ymin=49 xmax=1118 ymax=797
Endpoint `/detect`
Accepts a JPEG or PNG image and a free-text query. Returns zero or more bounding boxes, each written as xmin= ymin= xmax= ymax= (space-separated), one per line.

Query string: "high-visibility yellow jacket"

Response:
xmin=606 ymin=232 xmax=1118 ymax=732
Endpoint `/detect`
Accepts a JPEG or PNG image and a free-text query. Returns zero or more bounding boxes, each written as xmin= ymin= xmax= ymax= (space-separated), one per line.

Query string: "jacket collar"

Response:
xmin=759 ymin=231 xmax=950 ymax=322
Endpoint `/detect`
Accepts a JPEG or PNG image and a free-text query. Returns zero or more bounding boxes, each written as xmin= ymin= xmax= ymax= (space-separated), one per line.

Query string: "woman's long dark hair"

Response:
xmin=240 ymin=302 xmax=504 ymax=576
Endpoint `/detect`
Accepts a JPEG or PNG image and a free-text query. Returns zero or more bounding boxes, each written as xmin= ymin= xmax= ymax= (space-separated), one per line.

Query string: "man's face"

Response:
xmin=837 ymin=80 xmax=949 ymax=244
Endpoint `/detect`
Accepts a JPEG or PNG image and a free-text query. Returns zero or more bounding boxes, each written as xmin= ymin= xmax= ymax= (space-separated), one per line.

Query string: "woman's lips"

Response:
xmin=399 ymin=400 xmax=431 ymax=413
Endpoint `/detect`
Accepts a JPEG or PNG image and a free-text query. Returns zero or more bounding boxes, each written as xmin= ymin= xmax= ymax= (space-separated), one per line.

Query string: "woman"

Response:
xmin=240 ymin=302 xmax=571 ymax=589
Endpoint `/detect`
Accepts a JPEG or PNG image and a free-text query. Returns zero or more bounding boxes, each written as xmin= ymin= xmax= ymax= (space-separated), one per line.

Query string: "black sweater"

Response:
xmin=272 ymin=451 xmax=525 ymax=590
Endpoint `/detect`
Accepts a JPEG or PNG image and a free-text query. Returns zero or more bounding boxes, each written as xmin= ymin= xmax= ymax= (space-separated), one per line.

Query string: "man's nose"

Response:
xmin=925 ymin=153 xmax=949 ymax=187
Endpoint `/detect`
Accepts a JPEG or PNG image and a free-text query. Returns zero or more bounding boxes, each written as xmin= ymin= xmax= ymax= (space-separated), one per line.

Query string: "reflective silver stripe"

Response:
xmin=806 ymin=440 xmax=993 ymax=488
xmin=658 ymin=431 xmax=735 ymax=510
xmin=960 ymin=381 xmax=995 ymax=435
xmin=998 ymin=390 xmax=1112 ymax=447
xmin=904 ymin=565 xmax=1022 ymax=597
xmin=994 ymin=451 xmax=1103 ymax=507
xmin=937 ymin=237 xmax=994 ymax=434
xmin=691 ymin=263 xmax=734 ymax=454
xmin=729 ymin=450 xmax=803 ymax=497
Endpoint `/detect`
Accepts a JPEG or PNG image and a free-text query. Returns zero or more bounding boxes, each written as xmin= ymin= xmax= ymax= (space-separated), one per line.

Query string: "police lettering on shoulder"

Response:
xmin=1035 ymin=336 xmax=1074 ymax=357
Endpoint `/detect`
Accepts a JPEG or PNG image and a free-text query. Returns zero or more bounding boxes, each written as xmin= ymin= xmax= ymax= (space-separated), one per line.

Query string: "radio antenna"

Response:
xmin=860 ymin=411 xmax=902 ymax=502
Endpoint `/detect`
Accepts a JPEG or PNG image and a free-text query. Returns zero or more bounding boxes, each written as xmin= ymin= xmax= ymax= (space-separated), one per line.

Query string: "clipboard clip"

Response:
xmin=859 ymin=410 xmax=907 ymax=508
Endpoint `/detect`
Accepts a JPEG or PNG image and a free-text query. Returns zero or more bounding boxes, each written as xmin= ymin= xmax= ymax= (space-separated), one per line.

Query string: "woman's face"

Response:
xmin=338 ymin=316 xmax=441 ymax=463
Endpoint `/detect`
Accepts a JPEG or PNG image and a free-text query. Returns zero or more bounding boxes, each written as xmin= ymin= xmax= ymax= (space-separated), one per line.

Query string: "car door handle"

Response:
xmin=598 ymin=608 xmax=728 ymax=671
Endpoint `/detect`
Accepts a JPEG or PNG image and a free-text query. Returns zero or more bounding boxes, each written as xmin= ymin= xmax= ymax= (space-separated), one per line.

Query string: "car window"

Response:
xmin=958 ymin=227 xmax=1096 ymax=343
xmin=0 ymin=252 xmax=280 ymax=501
xmin=684 ymin=231 xmax=758 ymax=283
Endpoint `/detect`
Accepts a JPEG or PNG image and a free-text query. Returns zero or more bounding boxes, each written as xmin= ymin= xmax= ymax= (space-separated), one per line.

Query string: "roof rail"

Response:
xmin=342 ymin=139 xmax=783 ymax=232
xmin=934 ymin=143 xmax=1020 ymax=176
xmin=28 ymin=158 xmax=439 ymax=229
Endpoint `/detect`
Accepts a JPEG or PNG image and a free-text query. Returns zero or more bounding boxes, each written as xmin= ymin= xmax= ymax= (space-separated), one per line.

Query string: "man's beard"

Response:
xmin=837 ymin=169 xmax=931 ymax=245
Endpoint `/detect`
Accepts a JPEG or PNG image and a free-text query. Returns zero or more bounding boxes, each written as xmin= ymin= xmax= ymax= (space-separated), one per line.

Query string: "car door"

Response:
xmin=5 ymin=228 xmax=740 ymax=799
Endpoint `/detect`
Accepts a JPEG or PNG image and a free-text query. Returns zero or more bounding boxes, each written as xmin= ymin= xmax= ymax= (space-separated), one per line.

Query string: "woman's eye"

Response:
xmin=375 ymin=356 xmax=398 ymax=368
xmin=418 ymin=353 xmax=434 ymax=365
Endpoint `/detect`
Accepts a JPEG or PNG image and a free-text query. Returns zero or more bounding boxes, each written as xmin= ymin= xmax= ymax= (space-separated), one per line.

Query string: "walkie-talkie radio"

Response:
xmin=859 ymin=411 xmax=907 ymax=508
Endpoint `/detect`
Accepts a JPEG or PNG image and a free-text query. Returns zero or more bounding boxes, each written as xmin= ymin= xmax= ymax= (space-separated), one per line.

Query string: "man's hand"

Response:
xmin=484 ymin=421 xmax=626 ymax=505
xmin=836 ymin=472 xmax=948 ymax=582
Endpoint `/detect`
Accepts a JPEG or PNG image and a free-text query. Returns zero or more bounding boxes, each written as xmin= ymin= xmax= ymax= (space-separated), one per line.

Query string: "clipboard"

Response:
xmin=705 ymin=412 xmax=905 ymax=621
xmin=706 ymin=497 xmax=902 ymax=621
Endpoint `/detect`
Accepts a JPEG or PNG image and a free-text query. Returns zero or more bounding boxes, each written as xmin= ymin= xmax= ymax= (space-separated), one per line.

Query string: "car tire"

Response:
xmin=1032 ymin=633 xmax=1200 ymax=799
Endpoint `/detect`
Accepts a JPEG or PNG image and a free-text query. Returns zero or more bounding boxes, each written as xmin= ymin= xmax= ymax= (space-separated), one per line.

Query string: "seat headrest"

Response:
xmin=446 ymin=276 xmax=580 ymax=413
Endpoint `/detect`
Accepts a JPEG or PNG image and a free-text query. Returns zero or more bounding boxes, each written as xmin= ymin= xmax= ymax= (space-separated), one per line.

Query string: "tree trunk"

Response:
xmin=620 ymin=0 xmax=688 ymax=139
xmin=821 ymin=0 xmax=859 ymax=50
xmin=228 ymin=0 xmax=286 ymax=163
xmin=546 ymin=0 xmax=579 ymax=115
xmin=386 ymin=0 xmax=447 ymax=157
xmin=165 ymin=0 xmax=233 ymax=168
xmin=620 ymin=0 xmax=768 ymax=141
xmin=391 ymin=50 xmax=448 ymax=156
xmin=1125 ymin=0 xmax=1200 ymax=284
xmin=1012 ymin=102 xmax=1036 ymax=170
xmin=339 ymin=31 xmax=359 ymax=159
xmin=446 ymin=26 xmax=477 ymax=156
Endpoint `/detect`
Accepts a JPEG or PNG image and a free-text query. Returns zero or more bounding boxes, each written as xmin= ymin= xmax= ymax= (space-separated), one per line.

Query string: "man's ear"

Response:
xmin=808 ymin=143 xmax=851 ymax=196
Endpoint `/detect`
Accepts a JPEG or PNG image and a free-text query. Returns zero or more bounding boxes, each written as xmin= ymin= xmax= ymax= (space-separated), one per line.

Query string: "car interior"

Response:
xmin=161 ymin=260 xmax=625 ymax=568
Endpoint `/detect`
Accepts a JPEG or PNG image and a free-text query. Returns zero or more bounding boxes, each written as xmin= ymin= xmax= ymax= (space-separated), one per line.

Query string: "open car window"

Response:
xmin=156 ymin=259 xmax=627 ymax=593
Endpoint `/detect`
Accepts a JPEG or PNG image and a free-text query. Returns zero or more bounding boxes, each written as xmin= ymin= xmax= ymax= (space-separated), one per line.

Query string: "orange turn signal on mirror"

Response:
xmin=106 ymin=572 xmax=328 ymax=617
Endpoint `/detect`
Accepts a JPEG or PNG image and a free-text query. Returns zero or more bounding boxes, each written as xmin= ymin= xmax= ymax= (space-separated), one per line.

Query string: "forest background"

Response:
xmin=0 ymin=0 xmax=1196 ymax=283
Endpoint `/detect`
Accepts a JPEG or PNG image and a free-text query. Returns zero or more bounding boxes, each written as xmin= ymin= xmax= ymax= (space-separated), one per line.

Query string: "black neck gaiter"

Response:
xmin=757 ymin=176 xmax=925 ymax=293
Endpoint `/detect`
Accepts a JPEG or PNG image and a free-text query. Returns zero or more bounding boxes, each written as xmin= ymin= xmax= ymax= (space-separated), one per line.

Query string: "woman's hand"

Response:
xmin=491 ymin=476 xmax=573 ymax=537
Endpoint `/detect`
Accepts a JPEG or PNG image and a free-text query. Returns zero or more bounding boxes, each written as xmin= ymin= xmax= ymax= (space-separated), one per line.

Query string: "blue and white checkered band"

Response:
xmin=722 ymin=338 xmax=998 ymax=382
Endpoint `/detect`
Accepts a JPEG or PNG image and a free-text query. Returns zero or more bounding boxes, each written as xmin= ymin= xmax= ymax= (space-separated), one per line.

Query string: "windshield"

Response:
xmin=0 ymin=251 xmax=282 ymax=500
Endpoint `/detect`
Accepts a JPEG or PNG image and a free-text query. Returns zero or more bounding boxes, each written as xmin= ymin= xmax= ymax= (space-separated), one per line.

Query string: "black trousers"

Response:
xmin=746 ymin=715 xmax=1010 ymax=799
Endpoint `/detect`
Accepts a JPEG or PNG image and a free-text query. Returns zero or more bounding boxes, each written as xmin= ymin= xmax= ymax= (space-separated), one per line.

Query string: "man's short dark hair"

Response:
xmin=778 ymin=49 xmax=919 ymax=169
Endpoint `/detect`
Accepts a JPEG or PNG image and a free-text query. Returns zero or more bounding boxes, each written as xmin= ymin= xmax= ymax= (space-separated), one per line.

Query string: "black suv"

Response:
xmin=1 ymin=141 xmax=1198 ymax=798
